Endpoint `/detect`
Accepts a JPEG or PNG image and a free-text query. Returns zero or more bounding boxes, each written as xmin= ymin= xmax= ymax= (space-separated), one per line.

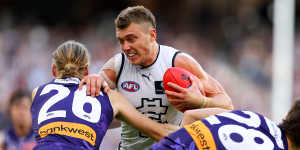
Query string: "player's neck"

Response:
xmin=14 ymin=124 xmax=31 ymax=138
xmin=142 ymin=42 xmax=159 ymax=67
xmin=287 ymin=135 xmax=299 ymax=150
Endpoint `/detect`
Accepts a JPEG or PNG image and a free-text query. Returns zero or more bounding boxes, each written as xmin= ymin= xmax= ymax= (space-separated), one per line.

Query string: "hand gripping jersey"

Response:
xmin=31 ymin=78 xmax=113 ymax=150
xmin=117 ymin=45 xmax=183 ymax=150
xmin=150 ymin=110 xmax=289 ymax=150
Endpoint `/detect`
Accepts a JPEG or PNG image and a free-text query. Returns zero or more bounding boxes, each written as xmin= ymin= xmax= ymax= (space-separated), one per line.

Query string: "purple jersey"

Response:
xmin=31 ymin=78 xmax=113 ymax=150
xmin=3 ymin=127 xmax=36 ymax=150
xmin=150 ymin=110 xmax=289 ymax=150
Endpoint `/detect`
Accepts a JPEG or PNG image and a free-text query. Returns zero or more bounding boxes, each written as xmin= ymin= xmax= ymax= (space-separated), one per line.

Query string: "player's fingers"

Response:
xmin=165 ymin=90 xmax=185 ymax=99
xmin=78 ymin=78 xmax=86 ymax=90
xmin=103 ymin=81 xmax=110 ymax=93
xmin=168 ymin=99 xmax=183 ymax=104
xmin=177 ymin=105 xmax=184 ymax=111
xmin=86 ymin=77 xmax=91 ymax=96
xmin=190 ymin=76 xmax=200 ymax=88
xmin=195 ymin=78 xmax=204 ymax=91
xmin=167 ymin=82 xmax=186 ymax=92
xmin=168 ymin=100 xmax=187 ymax=112
xmin=90 ymin=77 xmax=97 ymax=97
xmin=176 ymin=103 xmax=187 ymax=112
xmin=95 ymin=78 xmax=102 ymax=96
xmin=104 ymin=86 xmax=110 ymax=93
xmin=190 ymin=76 xmax=196 ymax=86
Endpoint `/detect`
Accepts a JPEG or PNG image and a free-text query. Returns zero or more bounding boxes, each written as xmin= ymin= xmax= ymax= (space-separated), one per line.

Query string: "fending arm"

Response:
xmin=181 ymin=108 xmax=230 ymax=127
xmin=108 ymin=90 xmax=175 ymax=141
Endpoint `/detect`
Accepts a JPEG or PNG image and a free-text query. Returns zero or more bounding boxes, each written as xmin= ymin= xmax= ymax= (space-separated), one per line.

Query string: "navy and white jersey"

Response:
xmin=2 ymin=127 xmax=35 ymax=150
xmin=150 ymin=110 xmax=289 ymax=150
xmin=31 ymin=77 xmax=113 ymax=150
xmin=116 ymin=45 xmax=183 ymax=150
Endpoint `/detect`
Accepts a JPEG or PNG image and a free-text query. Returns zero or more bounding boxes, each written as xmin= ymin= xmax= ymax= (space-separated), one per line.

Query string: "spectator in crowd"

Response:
xmin=0 ymin=89 xmax=36 ymax=150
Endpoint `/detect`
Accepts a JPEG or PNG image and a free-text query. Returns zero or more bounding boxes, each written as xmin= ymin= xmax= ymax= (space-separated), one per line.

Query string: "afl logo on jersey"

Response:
xmin=121 ymin=81 xmax=140 ymax=92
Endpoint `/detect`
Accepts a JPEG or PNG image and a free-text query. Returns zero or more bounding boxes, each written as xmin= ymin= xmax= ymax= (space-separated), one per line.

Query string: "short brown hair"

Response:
xmin=279 ymin=99 xmax=300 ymax=147
xmin=115 ymin=6 xmax=156 ymax=30
xmin=52 ymin=40 xmax=89 ymax=79
xmin=9 ymin=89 xmax=31 ymax=108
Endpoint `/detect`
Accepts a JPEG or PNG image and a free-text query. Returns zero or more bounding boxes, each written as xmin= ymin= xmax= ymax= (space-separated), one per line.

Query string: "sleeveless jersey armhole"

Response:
xmin=116 ymin=53 xmax=125 ymax=86
xmin=172 ymin=51 xmax=182 ymax=67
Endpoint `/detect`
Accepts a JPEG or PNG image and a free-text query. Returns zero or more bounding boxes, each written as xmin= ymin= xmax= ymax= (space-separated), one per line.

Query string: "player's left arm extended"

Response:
xmin=108 ymin=90 xmax=176 ymax=141
xmin=181 ymin=108 xmax=230 ymax=127
xmin=174 ymin=53 xmax=233 ymax=110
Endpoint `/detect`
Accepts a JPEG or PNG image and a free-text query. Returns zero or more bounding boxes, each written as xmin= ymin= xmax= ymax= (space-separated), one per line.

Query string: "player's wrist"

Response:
xmin=200 ymin=96 xmax=207 ymax=108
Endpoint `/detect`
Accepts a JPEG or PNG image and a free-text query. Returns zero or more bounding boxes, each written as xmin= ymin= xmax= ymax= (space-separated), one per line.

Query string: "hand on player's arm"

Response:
xmin=108 ymin=90 xmax=177 ymax=141
xmin=78 ymin=74 xmax=110 ymax=97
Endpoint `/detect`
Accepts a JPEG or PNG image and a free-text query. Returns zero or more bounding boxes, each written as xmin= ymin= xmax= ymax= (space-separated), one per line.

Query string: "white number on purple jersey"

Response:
xmin=38 ymin=84 xmax=101 ymax=124
xmin=205 ymin=111 xmax=278 ymax=149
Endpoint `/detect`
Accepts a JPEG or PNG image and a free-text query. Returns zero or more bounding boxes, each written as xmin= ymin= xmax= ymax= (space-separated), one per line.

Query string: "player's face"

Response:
xmin=10 ymin=97 xmax=32 ymax=126
xmin=116 ymin=23 xmax=156 ymax=66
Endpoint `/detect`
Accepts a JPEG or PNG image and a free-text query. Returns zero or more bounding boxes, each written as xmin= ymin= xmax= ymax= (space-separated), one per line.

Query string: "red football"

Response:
xmin=163 ymin=67 xmax=205 ymax=112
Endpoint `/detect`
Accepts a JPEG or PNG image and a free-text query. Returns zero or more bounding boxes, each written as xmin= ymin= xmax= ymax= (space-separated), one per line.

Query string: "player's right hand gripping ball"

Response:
xmin=163 ymin=67 xmax=204 ymax=112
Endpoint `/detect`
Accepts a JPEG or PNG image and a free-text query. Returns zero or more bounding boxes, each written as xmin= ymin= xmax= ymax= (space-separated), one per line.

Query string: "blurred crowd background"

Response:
xmin=0 ymin=0 xmax=299 ymax=149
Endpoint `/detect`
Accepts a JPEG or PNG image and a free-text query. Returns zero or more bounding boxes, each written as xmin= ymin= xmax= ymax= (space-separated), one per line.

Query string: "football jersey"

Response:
xmin=31 ymin=77 xmax=113 ymax=150
xmin=3 ymin=127 xmax=36 ymax=150
xmin=150 ymin=110 xmax=289 ymax=150
xmin=116 ymin=45 xmax=183 ymax=150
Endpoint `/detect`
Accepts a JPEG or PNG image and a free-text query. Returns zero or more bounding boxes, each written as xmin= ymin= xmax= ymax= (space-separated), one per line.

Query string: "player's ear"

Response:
xmin=52 ymin=64 xmax=57 ymax=77
xmin=84 ymin=66 xmax=89 ymax=76
xmin=150 ymin=28 xmax=156 ymax=42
